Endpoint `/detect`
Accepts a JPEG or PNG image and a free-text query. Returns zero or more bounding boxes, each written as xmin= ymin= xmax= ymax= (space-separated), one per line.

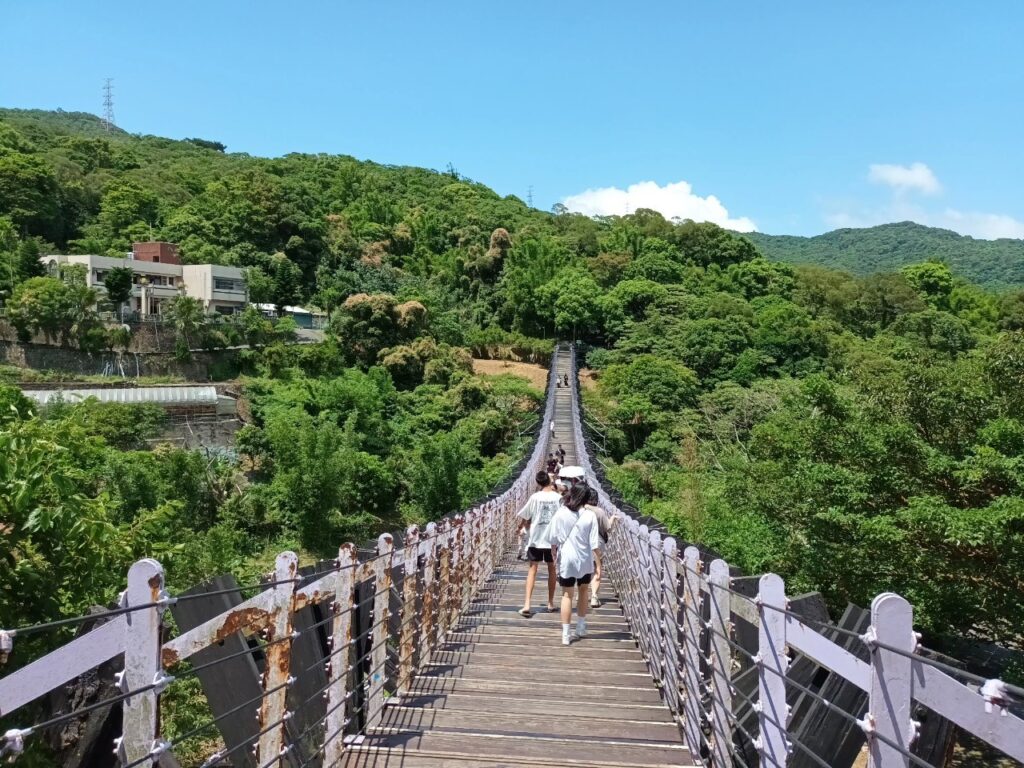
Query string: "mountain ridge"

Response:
xmin=741 ymin=221 xmax=1024 ymax=289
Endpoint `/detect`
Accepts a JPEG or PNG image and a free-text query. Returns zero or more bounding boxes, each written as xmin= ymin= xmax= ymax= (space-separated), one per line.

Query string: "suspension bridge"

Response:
xmin=1 ymin=344 xmax=1022 ymax=767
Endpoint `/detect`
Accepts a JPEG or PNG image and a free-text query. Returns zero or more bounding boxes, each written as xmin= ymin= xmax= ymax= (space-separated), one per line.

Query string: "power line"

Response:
xmin=102 ymin=78 xmax=115 ymax=131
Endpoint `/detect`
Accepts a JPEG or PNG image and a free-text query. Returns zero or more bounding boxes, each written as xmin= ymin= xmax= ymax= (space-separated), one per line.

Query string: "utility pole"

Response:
xmin=102 ymin=78 xmax=115 ymax=131
xmin=527 ymin=185 xmax=534 ymax=208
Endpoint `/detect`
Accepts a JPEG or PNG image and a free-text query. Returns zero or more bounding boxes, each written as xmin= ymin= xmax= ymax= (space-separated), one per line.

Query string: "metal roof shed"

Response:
xmin=22 ymin=386 xmax=219 ymax=408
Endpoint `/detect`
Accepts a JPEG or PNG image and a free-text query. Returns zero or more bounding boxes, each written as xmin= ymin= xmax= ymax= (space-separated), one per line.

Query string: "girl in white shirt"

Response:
xmin=549 ymin=484 xmax=602 ymax=645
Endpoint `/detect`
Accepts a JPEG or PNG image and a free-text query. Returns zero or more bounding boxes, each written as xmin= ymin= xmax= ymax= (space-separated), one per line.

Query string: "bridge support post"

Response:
xmin=757 ymin=573 xmax=789 ymax=767
xmin=323 ymin=544 xmax=356 ymax=765
xmin=708 ymin=558 xmax=734 ymax=766
xmin=398 ymin=525 xmax=420 ymax=696
xmin=437 ymin=519 xmax=453 ymax=638
xmin=661 ymin=538 xmax=683 ymax=720
xmin=256 ymin=551 xmax=299 ymax=767
xmin=364 ymin=534 xmax=394 ymax=731
xmin=866 ymin=593 xmax=915 ymax=768
xmin=680 ymin=547 xmax=706 ymax=759
xmin=647 ymin=529 xmax=665 ymax=689
xmin=448 ymin=515 xmax=465 ymax=629
xmin=420 ymin=522 xmax=438 ymax=661
xmin=117 ymin=558 xmax=165 ymax=767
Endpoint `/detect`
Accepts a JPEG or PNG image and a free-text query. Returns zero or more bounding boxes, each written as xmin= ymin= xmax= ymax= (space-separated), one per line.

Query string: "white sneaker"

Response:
xmin=590 ymin=596 xmax=601 ymax=608
xmin=562 ymin=632 xmax=572 ymax=646
xmin=575 ymin=620 xmax=587 ymax=638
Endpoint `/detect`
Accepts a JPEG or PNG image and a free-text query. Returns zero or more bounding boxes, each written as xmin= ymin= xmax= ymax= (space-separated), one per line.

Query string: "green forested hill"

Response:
xmin=744 ymin=222 xmax=1024 ymax=289
xmin=2 ymin=107 xmax=1024 ymax=662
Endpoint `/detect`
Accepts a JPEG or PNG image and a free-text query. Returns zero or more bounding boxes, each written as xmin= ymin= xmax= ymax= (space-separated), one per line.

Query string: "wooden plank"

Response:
xmin=408 ymin=676 xmax=667 ymax=704
xmin=347 ymin=731 xmax=692 ymax=768
xmin=436 ymin=638 xmax=643 ymax=655
xmin=341 ymin=754 xmax=672 ymax=768
xmin=378 ymin=708 xmax=683 ymax=742
xmin=340 ymin=753 xmax=635 ymax=768
xmin=418 ymin=663 xmax=653 ymax=687
xmin=428 ymin=649 xmax=651 ymax=673
xmin=390 ymin=692 xmax=674 ymax=722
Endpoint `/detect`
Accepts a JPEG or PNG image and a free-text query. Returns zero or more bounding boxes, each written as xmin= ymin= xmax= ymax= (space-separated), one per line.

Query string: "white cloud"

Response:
xmin=937 ymin=209 xmax=1024 ymax=240
xmin=868 ymin=162 xmax=942 ymax=195
xmin=824 ymin=163 xmax=1024 ymax=240
xmin=824 ymin=203 xmax=1024 ymax=240
xmin=561 ymin=180 xmax=757 ymax=232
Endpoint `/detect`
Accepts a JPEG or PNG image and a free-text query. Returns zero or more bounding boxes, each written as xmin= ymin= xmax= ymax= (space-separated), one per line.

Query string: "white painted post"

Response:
xmin=647 ymin=529 xmax=665 ymax=688
xmin=118 ymin=558 xmax=165 ymax=766
xmin=256 ymin=551 xmax=298 ymax=767
xmin=661 ymin=537 xmax=683 ymax=719
xmin=448 ymin=515 xmax=464 ymax=626
xmin=464 ymin=510 xmax=479 ymax=607
xmin=398 ymin=525 xmax=419 ymax=696
xmin=420 ymin=522 xmax=438 ymax=660
xmin=437 ymin=519 xmax=453 ymax=637
xmin=364 ymin=534 xmax=394 ymax=730
xmin=758 ymin=573 xmax=789 ymax=767
xmin=323 ymin=544 xmax=356 ymax=765
xmin=623 ymin=519 xmax=646 ymax=658
xmin=681 ymin=546 xmax=705 ymax=757
xmin=708 ymin=558 xmax=734 ymax=766
xmin=866 ymin=593 xmax=915 ymax=768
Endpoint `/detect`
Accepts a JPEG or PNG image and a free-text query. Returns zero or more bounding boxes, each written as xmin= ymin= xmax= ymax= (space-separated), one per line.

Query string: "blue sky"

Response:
xmin=2 ymin=1 xmax=1022 ymax=238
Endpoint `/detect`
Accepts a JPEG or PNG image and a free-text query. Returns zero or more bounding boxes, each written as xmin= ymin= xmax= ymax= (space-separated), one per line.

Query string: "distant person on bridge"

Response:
xmin=549 ymin=419 xmax=556 ymax=438
xmin=517 ymin=471 xmax=561 ymax=617
xmin=550 ymin=484 xmax=602 ymax=645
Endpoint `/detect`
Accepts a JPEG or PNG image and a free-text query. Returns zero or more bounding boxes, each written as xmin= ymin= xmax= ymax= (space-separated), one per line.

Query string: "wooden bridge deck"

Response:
xmin=339 ymin=558 xmax=694 ymax=767
xmin=338 ymin=349 xmax=692 ymax=766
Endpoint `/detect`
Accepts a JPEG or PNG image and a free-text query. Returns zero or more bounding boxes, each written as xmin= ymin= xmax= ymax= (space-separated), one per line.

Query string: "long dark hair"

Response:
xmin=566 ymin=484 xmax=591 ymax=512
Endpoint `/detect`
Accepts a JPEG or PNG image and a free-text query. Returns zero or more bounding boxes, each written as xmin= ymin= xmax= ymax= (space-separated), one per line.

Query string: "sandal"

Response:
xmin=518 ymin=608 xmax=533 ymax=618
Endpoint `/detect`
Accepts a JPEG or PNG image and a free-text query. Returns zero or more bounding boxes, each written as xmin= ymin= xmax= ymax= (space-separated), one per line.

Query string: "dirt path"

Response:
xmin=472 ymin=358 xmax=548 ymax=389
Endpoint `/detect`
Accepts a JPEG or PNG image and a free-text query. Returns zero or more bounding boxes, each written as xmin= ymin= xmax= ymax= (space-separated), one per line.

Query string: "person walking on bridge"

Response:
xmin=549 ymin=484 xmax=601 ymax=645
xmin=517 ymin=471 xmax=560 ymax=617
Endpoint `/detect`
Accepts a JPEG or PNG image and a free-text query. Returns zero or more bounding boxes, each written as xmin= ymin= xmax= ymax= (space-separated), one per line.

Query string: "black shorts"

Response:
xmin=558 ymin=573 xmax=593 ymax=588
xmin=527 ymin=547 xmax=553 ymax=563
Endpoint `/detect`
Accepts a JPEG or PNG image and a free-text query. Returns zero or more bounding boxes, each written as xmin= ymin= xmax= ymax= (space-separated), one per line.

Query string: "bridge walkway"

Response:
xmin=340 ymin=348 xmax=693 ymax=767
xmin=340 ymin=558 xmax=693 ymax=767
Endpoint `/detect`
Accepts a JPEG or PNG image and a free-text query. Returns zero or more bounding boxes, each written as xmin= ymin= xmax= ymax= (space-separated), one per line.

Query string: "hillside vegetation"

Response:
xmin=1 ymin=108 xmax=1022 ymax=675
xmin=745 ymin=222 xmax=1024 ymax=289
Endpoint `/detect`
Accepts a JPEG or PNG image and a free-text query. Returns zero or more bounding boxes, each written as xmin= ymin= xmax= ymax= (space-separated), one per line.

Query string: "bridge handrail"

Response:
xmin=566 ymin=344 xmax=1024 ymax=768
xmin=0 ymin=347 xmax=562 ymax=765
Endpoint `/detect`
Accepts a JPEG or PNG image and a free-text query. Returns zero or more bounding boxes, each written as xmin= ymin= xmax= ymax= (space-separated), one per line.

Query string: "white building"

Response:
xmin=42 ymin=243 xmax=247 ymax=317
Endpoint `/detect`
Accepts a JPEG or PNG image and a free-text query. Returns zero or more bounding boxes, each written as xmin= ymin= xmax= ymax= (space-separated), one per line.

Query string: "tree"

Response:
xmin=103 ymin=266 xmax=134 ymax=319
xmin=0 ymin=419 xmax=126 ymax=629
xmin=0 ymin=153 xmax=61 ymax=240
xmin=166 ymin=295 xmax=205 ymax=357
xmin=855 ymin=272 xmax=926 ymax=331
xmin=902 ymin=261 xmax=954 ymax=309
xmin=5 ymin=276 xmax=100 ymax=347
xmin=269 ymin=253 xmax=303 ymax=313
xmin=88 ymin=181 xmax=160 ymax=254
xmin=536 ymin=268 xmax=603 ymax=342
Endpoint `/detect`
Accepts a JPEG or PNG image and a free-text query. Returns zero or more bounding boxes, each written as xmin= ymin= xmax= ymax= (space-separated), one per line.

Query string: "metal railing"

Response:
xmin=566 ymin=345 xmax=1024 ymax=768
xmin=0 ymin=348 xmax=560 ymax=766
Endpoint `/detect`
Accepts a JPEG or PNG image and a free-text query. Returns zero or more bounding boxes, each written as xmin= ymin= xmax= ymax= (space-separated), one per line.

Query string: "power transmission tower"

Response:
xmin=102 ymin=78 xmax=115 ymax=131
xmin=527 ymin=185 xmax=534 ymax=208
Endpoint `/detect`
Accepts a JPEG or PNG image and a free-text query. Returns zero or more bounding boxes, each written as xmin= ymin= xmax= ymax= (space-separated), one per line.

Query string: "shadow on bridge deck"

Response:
xmin=338 ymin=557 xmax=694 ymax=767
